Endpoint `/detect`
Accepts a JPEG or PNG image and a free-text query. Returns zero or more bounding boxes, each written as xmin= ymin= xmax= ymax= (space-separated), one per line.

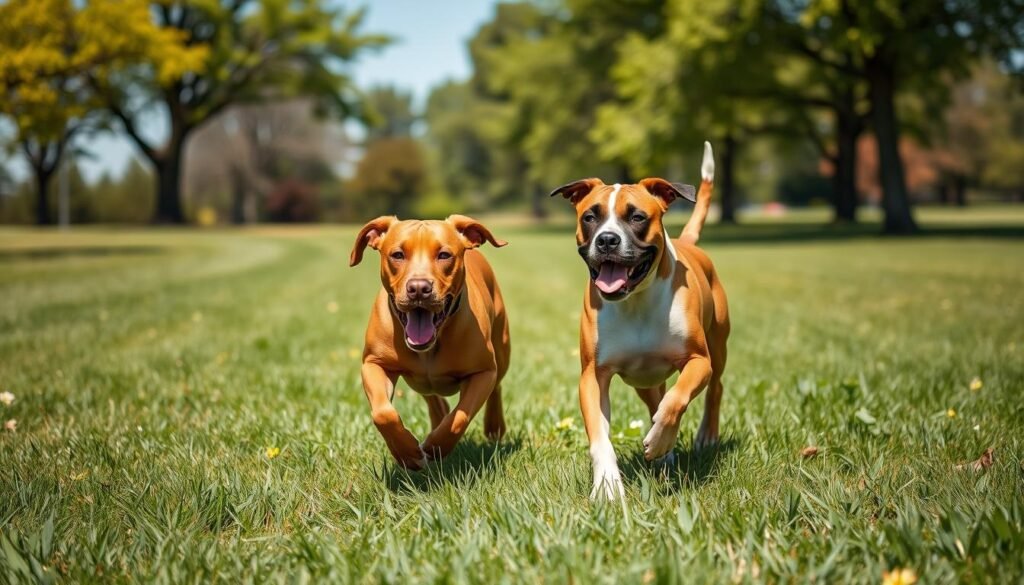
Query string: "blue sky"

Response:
xmin=65 ymin=1 xmax=500 ymax=181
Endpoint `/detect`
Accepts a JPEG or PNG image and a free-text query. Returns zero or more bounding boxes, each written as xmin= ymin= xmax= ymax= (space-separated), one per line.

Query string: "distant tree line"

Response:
xmin=2 ymin=0 xmax=1023 ymax=232
xmin=420 ymin=0 xmax=1024 ymax=234
xmin=0 ymin=0 xmax=389 ymax=225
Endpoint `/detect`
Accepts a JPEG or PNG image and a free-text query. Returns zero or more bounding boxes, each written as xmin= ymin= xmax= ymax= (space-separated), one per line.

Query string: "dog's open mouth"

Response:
xmin=395 ymin=295 xmax=455 ymax=350
xmin=589 ymin=250 xmax=656 ymax=297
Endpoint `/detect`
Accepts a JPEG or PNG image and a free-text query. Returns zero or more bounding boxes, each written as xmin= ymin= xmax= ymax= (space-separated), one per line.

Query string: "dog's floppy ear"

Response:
xmin=447 ymin=214 xmax=507 ymax=249
xmin=639 ymin=178 xmax=697 ymax=208
xmin=349 ymin=216 xmax=397 ymax=266
xmin=549 ymin=178 xmax=604 ymax=205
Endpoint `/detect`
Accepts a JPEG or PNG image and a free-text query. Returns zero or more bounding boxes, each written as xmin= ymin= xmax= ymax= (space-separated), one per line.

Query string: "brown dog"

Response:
xmin=550 ymin=142 xmax=730 ymax=499
xmin=349 ymin=215 xmax=510 ymax=469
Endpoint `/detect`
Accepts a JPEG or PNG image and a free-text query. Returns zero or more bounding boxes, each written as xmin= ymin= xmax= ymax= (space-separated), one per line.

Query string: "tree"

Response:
xmin=364 ymin=86 xmax=417 ymax=142
xmin=346 ymin=138 xmax=428 ymax=218
xmin=185 ymin=99 xmax=349 ymax=224
xmin=91 ymin=1 xmax=390 ymax=224
xmin=477 ymin=1 xmax=668 ymax=215
xmin=0 ymin=0 xmax=200 ymax=225
xmin=792 ymin=0 xmax=1024 ymax=233
xmin=594 ymin=0 xmax=793 ymax=223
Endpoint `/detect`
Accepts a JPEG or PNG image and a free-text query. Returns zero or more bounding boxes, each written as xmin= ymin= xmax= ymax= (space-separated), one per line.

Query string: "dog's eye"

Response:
xmin=631 ymin=213 xmax=647 ymax=223
xmin=582 ymin=213 xmax=597 ymax=224
xmin=390 ymin=250 xmax=405 ymax=261
xmin=437 ymin=251 xmax=453 ymax=261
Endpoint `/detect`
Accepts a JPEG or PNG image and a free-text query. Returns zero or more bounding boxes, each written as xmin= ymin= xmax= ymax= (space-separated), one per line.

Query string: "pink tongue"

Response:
xmin=405 ymin=308 xmax=436 ymax=346
xmin=595 ymin=263 xmax=628 ymax=293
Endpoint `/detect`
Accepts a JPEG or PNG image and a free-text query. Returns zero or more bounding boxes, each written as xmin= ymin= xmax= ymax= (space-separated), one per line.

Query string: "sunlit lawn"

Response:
xmin=1 ymin=208 xmax=1022 ymax=583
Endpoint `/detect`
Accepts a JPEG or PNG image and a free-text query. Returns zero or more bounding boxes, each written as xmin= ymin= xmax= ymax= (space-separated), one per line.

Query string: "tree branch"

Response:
xmin=109 ymin=102 xmax=159 ymax=163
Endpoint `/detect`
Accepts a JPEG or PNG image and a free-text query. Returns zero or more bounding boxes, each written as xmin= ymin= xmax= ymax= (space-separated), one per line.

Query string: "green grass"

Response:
xmin=1 ymin=210 xmax=1023 ymax=583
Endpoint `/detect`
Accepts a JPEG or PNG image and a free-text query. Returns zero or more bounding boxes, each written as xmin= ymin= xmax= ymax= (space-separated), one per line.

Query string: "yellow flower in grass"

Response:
xmin=555 ymin=417 xmax=575 ymax=431
xmin=265 ymin=446 xmax=281 ymax=459
xmin=882 ymin=568 xmax=917 ymax=585
xmin=0 ymin=391 xmax=13 ymax=406
xmin=947 ymin=408 xmax=957 ymax=418
xmin=326 ymin=301 xmax=339 ymax=314
xmin=969 ymin=377 xmax=983 ymax=392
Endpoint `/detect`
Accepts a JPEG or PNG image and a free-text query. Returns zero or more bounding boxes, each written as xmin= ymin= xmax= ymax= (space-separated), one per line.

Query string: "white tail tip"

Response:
xmin=701 ymin=141 xmax=714 ymax=182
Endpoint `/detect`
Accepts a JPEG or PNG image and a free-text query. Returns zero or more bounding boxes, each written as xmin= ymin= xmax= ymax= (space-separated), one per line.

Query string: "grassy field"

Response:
xmin=1 ymin=209 xmax=1023 ymax=583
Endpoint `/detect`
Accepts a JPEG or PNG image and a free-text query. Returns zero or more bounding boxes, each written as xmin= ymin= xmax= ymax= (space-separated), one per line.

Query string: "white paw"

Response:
xmin=643 ymin=418 xmax=679 ymax=460
xmin=590 ymin=463 xmax=625 ymax=500
xmin=694 ymin=419 xmax=719 ymax=450
xmin=589 ymin=440 xmax=624 ymax=500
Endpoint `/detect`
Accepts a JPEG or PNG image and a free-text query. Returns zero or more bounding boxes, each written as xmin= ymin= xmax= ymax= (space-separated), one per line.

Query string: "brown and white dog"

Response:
xmin=349 ymin=215 xmax=510 ymax=470
xmin=550 ymin=142 xmax=730 ymax=499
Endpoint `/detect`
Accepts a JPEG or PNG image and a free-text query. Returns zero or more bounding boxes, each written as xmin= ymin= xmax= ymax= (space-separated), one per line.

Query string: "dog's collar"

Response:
xmin=449 ymin=287 xmax=464 ymax=316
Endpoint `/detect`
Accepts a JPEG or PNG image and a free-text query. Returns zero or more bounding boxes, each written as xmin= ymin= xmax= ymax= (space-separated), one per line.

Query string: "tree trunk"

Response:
xmin=832 ymin=103 xmax=859 ymax=223
xmin=719 ymin=133 xmax=737 ymax=224
xmin=617 ymin=163 xmax=631 ymax=185
xmin=152 ymin=132 xmax=188 ymax=224
xmin=954 ymin=175 xmax=967 ymax=207
xmin=230 ymin=166 xmax=247 ymax=224
xmin=530 ymin=184 xmax=548 ymax=219
xmin=866 ymin=57 xmax=917 ymax=234
xmin=34 ymin=167 xmax=54 ymax=226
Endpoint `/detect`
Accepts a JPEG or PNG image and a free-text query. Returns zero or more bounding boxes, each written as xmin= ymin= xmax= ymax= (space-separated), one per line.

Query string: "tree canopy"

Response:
xmin=90 ymin=0 xmax=390 ymax=223
xmin=0 ymin=0 xmax=203 ymax=224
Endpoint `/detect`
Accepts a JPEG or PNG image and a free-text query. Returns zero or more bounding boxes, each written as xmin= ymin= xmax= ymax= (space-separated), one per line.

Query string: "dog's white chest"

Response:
xmin=596 ymin=281 xmax=688 ymax=381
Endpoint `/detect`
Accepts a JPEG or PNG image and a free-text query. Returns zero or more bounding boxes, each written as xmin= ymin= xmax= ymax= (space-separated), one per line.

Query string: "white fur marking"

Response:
xmin=701 ymin=141 xmax=715 ymax=182
xmin=596 ymin=272 xmax=688 ymax=370
xmin=663 ymin=226 xmax=678 ymax=262
xmin=590 ymin=438 xmax=624 ymax=500
xmin=591 ymin=183 xmax=632 ymax=256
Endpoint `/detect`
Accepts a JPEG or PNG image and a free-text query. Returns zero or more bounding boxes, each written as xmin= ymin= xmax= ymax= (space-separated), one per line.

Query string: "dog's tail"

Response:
xmin=680 ymin=141 xmax=714 ymax=245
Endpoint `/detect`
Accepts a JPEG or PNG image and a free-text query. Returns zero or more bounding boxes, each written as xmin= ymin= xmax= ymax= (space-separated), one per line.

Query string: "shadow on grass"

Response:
xmin=0 ymin=245 xmax=165 ymax=261
xmin=385 ymin=435 xmax=524 ymax=494
xmin=618 ymin=434 xmax=743 ymax=493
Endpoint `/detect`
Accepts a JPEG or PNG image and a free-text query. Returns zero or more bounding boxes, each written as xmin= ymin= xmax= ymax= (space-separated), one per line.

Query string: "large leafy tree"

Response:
xmin=346 ymin=138 xmax=427 ymax=219
xmin=0 ymin=0 xmax=202 ymax=225
xmin=477 ymin=1 xmax=667 ymax=214
xmin=91 ymin=0 xmax=390 ymax=224
xmin=594 ymin=0 xmax=798 ymax=223
xmin=363 ymin=86 xmax=417 ymax=142
xmin=790 ymin=0 xmax=1024 ymax=233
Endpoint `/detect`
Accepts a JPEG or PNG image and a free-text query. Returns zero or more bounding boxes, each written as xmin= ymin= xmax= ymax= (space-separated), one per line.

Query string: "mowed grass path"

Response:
xmin=1 ymin=214 xmax=1022 ymax=583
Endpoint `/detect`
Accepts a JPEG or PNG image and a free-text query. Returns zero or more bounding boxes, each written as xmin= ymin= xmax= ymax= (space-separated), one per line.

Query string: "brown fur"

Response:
xmin=553 ymin=157 xmax=729 ymax=497
xmin=350 ymin=216 xmax=510 ymax=469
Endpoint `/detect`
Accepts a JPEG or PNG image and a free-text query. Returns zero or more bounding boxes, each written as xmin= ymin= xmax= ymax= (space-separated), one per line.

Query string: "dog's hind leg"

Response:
xmin=634 ymin=384 xmax=665 ymax=420
xmin=424 ymin=395 xmax=450 ymax=431
xmin=483 ymin=385 xmax=506 ymax=441
xmin=696 ymin=276 xmax=730 ymax=450
xmin=695 ymin=368 xmax=723 ymax=450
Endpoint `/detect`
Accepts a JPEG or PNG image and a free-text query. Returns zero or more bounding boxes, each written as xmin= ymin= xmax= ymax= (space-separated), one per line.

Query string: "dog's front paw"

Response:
xmin=643 ymin=417 xmax=680 ymax=460
xmin=589 ymin=442 xmax=624 ymax=500
xmin=590 ymin=464 xmax=625 ymax=501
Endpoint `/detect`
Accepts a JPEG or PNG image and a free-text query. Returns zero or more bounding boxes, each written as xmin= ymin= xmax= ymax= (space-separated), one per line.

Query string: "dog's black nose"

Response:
xmin=406 ymin=279 xmax=433 ymax=299
xmin=595 ymin=232 xmax=621 ymax=252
